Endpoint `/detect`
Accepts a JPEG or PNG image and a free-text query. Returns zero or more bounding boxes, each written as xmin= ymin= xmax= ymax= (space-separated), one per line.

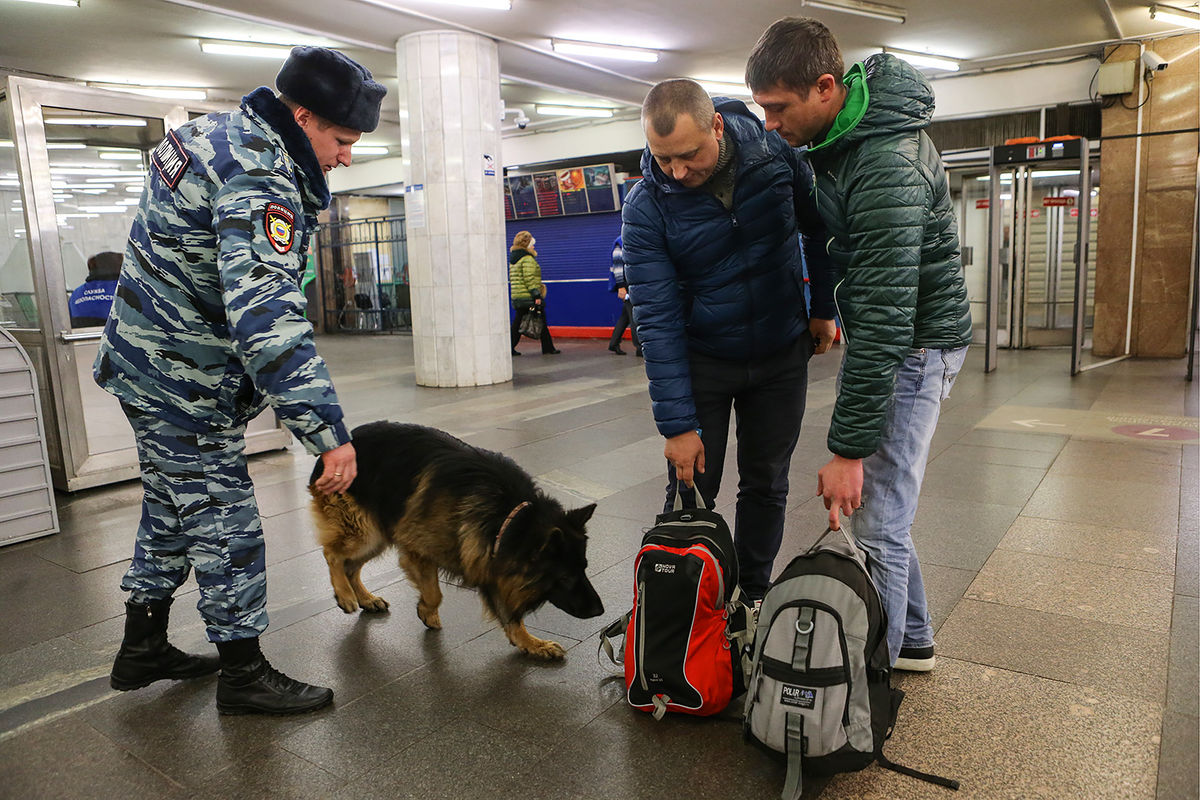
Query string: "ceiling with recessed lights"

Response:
xmin=0 ymin=0 xmax=1196 ymax=159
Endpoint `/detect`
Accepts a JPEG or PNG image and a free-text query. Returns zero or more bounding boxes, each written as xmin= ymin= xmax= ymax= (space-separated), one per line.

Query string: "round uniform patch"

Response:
xmin=264 ymin=202 xmax=295 ymax=254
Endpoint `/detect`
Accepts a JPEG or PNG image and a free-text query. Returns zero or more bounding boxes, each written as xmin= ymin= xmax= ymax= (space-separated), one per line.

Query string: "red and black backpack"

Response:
xmin=601 ymin=490 xmax=753 ymax=719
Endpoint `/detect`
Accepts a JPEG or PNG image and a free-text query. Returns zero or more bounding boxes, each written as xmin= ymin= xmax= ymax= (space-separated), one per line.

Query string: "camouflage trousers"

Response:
xmin=120 ymin=405 xmax=267 ymax=642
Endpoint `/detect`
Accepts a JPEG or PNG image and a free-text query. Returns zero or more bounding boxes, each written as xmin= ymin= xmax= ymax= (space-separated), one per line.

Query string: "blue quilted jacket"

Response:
xmin=621 ymin=98 xmax=835 ymax=437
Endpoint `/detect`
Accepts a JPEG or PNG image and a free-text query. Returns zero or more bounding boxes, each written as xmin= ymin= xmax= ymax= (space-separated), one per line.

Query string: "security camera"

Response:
xmin=515 ymin=112 xmax=529 ymax=130
xmin=1142 ymin=50 xmax=1168 ymax=72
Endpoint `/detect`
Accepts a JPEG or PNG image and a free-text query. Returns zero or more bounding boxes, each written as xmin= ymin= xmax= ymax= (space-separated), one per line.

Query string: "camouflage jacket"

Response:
xmin=95 ymin=88 xmax=349 ymax=455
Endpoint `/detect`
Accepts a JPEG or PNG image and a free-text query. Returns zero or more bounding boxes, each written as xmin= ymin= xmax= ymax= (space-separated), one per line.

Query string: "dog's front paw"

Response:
xmin=416 ymin=601 xmax=442 ymax=630
xmin=360 ymin=594 xmax=390 ymax=613
xmin=335 ymin=594 xmax=359 ymax=614
xmin=522 ymin=639 xmax=567 ymax=661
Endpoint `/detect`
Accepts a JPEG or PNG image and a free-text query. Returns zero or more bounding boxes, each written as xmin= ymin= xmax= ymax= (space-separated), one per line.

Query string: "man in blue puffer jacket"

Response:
xmin=622 ymin=79 xmax=838 ymax=600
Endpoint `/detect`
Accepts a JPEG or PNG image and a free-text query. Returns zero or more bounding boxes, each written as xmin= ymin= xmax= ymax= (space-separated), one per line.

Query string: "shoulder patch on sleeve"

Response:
xmin=150 ymin=130 xmax=189 ymax=190
xmin=264 ymin=202 xmax=296 ymax=254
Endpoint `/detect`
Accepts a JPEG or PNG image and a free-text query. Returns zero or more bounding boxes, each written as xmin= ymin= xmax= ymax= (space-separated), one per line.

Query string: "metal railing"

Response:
xmin=314 ymin=213 xmax=410 ymax=333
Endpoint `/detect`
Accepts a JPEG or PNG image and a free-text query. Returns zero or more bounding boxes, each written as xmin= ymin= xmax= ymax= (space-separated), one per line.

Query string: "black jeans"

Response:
xmin=511 ymin=301 xmax=557 ymax=353
xmin=608 ymin=298 xmax=640 ymax=352
xmin=665 ymin=332 xmax=813 ymax=599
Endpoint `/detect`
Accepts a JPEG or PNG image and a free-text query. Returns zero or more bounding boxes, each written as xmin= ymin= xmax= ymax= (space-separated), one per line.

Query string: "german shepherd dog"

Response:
xmin=309 ymin=422 xmax=604 ymax=660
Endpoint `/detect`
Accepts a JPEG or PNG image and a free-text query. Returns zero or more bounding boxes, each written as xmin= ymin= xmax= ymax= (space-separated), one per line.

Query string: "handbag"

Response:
xmin=518 ymin=306 xmax=545 ymax=340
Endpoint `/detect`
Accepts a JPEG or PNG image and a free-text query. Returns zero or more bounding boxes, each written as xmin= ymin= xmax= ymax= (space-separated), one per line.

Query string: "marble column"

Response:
xmin=397 ymin=31 xmax=511 ymax=386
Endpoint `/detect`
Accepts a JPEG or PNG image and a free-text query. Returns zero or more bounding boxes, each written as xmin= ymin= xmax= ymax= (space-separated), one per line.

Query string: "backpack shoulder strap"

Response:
xmin=783 ymin=713 xmax=805 ymax=800
xmin=598 ymin=612 xmax=631 ymax=667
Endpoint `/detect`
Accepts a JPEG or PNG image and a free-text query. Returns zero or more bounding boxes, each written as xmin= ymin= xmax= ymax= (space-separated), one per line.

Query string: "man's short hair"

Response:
xmin=278 ymin=95 xmax=334 ymax=130
xmin=746 ymin=17 xmax=845 ymax=95
xmin=641 ymin=79 xmax=715 ymax=138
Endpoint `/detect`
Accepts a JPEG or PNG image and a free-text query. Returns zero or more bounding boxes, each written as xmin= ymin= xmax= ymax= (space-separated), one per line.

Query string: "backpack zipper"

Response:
xmin=636 ymin=580 xmax=649 ymax=692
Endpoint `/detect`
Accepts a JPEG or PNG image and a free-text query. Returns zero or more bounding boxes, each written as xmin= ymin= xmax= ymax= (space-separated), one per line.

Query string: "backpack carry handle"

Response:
xmin=671 ymin=481 xmax=709 ymax=512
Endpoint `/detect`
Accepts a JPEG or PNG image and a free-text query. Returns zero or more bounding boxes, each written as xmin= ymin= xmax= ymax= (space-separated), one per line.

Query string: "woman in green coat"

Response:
xmin=508 ymin=230 xmax=560 ymax=355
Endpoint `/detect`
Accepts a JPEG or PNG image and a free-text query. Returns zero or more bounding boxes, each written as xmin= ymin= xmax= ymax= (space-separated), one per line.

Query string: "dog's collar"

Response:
xmin=493 ymin=501 xmax=532 ymax=556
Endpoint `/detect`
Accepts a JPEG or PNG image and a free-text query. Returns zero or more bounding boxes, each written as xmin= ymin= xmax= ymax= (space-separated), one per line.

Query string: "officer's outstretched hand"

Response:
xmin=316 ymin=442 xmax=357 ymax=495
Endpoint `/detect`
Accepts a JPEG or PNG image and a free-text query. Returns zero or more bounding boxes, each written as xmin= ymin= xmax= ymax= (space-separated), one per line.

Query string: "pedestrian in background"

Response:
xmin=607 ymin=235 xmax=642 ymax=357
xmin=509 ymin=230 xmax=561 ymax=356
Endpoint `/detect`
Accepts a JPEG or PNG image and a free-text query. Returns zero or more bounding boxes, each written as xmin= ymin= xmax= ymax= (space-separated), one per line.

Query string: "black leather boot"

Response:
xmin=110 ymin=598 xmax=220 ymax=691
xmin=215 ymin=638 xmax=333 ymax=715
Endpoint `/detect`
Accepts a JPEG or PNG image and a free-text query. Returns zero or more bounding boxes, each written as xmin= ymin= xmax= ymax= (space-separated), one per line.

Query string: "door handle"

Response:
xmin=57 ymin=330 xmax=105 ymax=343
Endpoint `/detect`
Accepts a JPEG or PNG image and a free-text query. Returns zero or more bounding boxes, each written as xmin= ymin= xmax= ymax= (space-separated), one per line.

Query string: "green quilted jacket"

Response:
xmin=808 ymin=54 xmax=972 ymax=459
xmin=508 ymin=249 xmax=544 ymax=305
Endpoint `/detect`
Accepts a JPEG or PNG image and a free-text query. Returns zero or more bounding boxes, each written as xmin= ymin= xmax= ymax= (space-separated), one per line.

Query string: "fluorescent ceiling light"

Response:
xmin=350 ymin=145 xmax=389 ymax=156
xmin=535 ymin=105 xmax=614 ymax=118
xmin=407 ymin=0 xmax=510 ymax=8
xmin=0 ymin=141 xmax=10 ymax=148
xmin=126 ymin=185 xmax=143 ymax=193
xmin=551 ymin=39 xmax=659 ymax=63
xmin=200 ymin=40 xmax=294 ymax=59
xmin=0 ymin=180 xmax=19 ymax=187
xmin=98 ymin=152 xmax=143 ymax=160
xmin=89 ymin=83 xmax=208 ymax=100
xmin=883 ymin=48 xmax=960 ymax=71
xmin=57 ymin=213 xmax=100 ymax=219
xmin=975 ymin=170 xmax=1081 ymax=182
xmin=799 ymin=0 xmax=906 ymax=24
xmin=44 ymin=116 xmax=148 ymax=127
xmin=48 ymin=166 xmax=135 ymax=176
xmin=695 ymin=80 xmax=753 ymax=97
xmin=10 ymin=0 xmax=79 ymax=6
xmin=78 ymin=205 xmax=129 ymax=213
xmin=1150 ymin=4 xmax=1200 ymax=28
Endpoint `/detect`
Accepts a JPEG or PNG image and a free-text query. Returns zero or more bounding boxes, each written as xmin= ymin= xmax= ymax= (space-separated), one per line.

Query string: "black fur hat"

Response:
xmin=276 ymin=46 xmax=387 ymax=133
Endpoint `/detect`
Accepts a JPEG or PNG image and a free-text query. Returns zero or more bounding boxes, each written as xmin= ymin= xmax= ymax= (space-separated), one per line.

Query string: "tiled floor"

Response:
xmin=1 ymin=335 xmax=1196 ymax=800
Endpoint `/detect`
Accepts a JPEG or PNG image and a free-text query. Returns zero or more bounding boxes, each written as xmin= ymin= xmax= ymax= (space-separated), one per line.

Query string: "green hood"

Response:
xmin=810 ymin=53 xmax=934 ymax=152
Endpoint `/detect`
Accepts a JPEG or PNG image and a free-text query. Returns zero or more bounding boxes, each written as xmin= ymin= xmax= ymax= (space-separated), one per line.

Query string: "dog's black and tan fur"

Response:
xmin=309 ymin=422 xmax=603 ymax=660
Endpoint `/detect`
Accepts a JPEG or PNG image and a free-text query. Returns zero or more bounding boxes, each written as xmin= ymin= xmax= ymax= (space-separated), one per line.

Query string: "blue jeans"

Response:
xmin=846 ymin=345 xmax=968 ymax=664
xmin=665 ymin=333 xmax=812 ymax=600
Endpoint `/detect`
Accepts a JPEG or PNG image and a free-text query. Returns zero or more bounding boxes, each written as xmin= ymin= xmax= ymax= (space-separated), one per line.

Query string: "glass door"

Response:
xmin=1021 ymin=167 xmax=1098 ymax=348
xmin=5 ymin=78 xmax=289 ymax=491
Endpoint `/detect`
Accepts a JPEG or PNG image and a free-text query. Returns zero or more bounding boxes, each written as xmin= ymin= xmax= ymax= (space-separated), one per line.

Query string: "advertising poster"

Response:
xmin=503 ymin=178 xmax=515 ymax=220
xmin=510 ymin=175 xmax=538 ymax=219
xmin=557 ymin=168 xmax=588 ymax=214
xmin=534 ymin=172 xmax=563 ymax=216
xmin=584 ymin=165 xmax=616 ymax=212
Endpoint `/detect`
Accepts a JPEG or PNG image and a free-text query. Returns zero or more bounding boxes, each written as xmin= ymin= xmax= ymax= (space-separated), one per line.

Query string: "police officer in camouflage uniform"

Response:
xmin=97 ymin=47 xmax=385 ymax=715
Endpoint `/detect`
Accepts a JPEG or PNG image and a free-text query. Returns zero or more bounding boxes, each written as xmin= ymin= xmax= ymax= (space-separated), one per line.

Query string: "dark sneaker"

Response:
xmin=543 ymin=349 xmax=562 ymax=355
xmin=511 ymin=350 xmax=521 ymax=356
xmin=894 ymin=645 xmax=935 ymax=672
xmin=609 ymin=345 xmax=627 ymax=355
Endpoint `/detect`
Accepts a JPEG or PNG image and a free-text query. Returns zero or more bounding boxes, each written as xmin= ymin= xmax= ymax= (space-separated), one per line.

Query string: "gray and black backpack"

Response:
xmin=742 ymin=527 xmax=959 ymax=798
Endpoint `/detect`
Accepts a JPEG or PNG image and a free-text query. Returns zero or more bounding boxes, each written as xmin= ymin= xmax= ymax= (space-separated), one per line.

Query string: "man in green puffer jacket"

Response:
xmin=747 ymin=18 xmax=972 ymax=672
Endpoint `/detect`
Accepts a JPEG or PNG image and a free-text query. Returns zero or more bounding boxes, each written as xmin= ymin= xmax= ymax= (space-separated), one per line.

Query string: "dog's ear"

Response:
xmin=563 ymin=503 xmax=597 ymax=529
